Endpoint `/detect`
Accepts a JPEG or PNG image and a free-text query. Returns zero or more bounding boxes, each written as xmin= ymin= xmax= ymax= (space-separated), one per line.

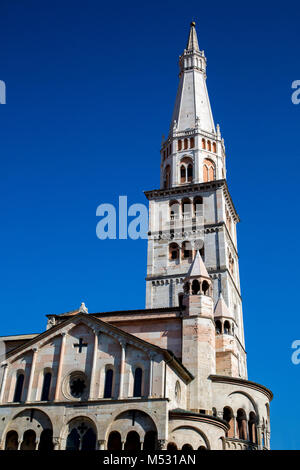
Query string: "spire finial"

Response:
xmin=186 ymin=21 xmax=199 ymax=51
xmin=79 ymin=302 xmax=88 ymax=313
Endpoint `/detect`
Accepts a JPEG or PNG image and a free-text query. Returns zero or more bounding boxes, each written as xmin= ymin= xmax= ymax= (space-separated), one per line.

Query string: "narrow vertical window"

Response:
xmin=187 ymin=164 xmax=193 ymax=182
xmin=133 ymin=367 xmax=142 ymax=397
xmin=41 ymin=371 xmax=52 ymax=401
xmin=13 ymin=373 xmax=24 ymax=403
xmin=104 ymin=369 xmax=113 ymax=398
xmin=180 ymin=165 xmax=186 ymax=183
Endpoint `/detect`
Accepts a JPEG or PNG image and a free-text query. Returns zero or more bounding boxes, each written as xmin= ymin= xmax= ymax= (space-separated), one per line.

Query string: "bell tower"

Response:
xmin=144 ymin=22 xmax=247 ymax=379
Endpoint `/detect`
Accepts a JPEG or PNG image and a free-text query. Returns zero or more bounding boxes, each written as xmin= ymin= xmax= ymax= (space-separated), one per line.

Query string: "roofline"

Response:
xmin=47 ymin=306 xmax=183 ymax=319
xmin=209 ymin=375 xmax=273 ymax=401
xmin=3 ymin=313 xmax=193 ymax=384
xmin=0 ymin=334 xmax=39 ymax=341
xmin=169 ymin=409 xmax=229 ymax=432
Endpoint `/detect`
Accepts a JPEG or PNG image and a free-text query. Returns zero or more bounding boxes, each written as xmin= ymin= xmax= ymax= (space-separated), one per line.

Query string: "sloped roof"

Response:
xmin=186 ymin=250 xmax=210 ymax=279
xmin=3 ymin=312 xmax=193 ymax=383
xmin=214 ymin=294 xmax=234 ymax=319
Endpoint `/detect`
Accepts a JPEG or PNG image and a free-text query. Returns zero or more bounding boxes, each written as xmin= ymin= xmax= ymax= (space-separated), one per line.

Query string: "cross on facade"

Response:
xmin=77 ymin=422 xmax=88 ymax=434
xmin=74 ymin=338 xmax=88 ymax=353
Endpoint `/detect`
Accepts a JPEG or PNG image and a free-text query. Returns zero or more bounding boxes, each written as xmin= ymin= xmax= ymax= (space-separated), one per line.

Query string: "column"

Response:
xmin=256 ymin=425 xmax=262 ymax=449
xmin=157 ymin=439 xmax=167 ymax=450
xmin=118 ymin=341 xmax=126 ymax=399
xmin=54 ymin=332 xmax=66 ymax=401
xmin=0 ymin=364 xmax=8 ymax=403
xmin=148 ymin=353 xmax=155 ymax=397
xmin=27 ymin=348 xmax=38 ymax=402
xmin=98 ymin=440 xmax=105 ymax=450
xmin=53 ymin=437 xmax=61 ymax=450
xmin=89 ymin=330 xmax=99 ymax=399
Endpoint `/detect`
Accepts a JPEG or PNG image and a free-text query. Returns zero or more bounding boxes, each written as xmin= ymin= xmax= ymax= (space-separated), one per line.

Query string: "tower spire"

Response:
xmin=169 ymin=21 xmax=215 ymax=135
xmin=186 ymin=21 xmax=200 ymax=51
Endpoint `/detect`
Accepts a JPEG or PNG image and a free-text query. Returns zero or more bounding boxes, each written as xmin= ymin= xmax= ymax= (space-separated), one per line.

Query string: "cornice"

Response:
xmin=144 ymin=179 xmax=240 ymax=223
xmin=209 ymin=375 xmax=273 ymax=401
xmin=169 ymin=409 xmax=229 ymax=432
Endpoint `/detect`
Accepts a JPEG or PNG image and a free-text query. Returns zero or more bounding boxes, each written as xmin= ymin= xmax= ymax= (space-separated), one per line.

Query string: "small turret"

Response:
xmin=181 ymin=252 xmax=216 ymax=412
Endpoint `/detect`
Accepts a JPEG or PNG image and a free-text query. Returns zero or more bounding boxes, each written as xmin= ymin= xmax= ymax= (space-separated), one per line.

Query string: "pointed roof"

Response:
xmin=186 ymin=21 xmax=199 ymax=51
xmin=214 ymin=294 xmax=233 ymax=318
xmin=185 ymin=251 xmax=210 ymax=279
xmin=169 ymin=22 xmax=215 ymax=134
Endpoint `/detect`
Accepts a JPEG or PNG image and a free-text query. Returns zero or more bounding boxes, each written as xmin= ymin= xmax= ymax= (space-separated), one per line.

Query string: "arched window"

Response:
xmin=223 ymin=407 xmax=234 ymax=438
xmin=133 ymin=367 xmax=143 ymax=397
xmin=66 ymin=428 xmax=80 ymax=450
xmin=167 ymin=442 xmax=178 ymax=452
xmin=178 ymin=292 xmax=184 ymax=308
xmin=203 ymin=159 xmax=216 ymax=182
xmin=180 ymin=157 xmax=193 ymax=184
xmin=192 ymin=279 xmax=200 ymax=295
xmin=169 ymin=200 xmax=180 ymax=220
xmin=190 ymin=137 xmax=195 ymax=148
xmin=144 ymin=431 xmax=157 ymax=451
xmin=224 ymin=321 xmax=230 ymax=335
xmin=237 ymin=409 xmax=248 ymax=440
xmin=202 ymin=280 xmax=210 ymax=295
xmin=212 ymin=407 xmax=217 ymax=417
xmin=81 ymin=428 xmax=97 ymax=450
xmin=183 ymin=281 xmax=190 ymax=294
xmin=202 ymin=138 xmax=206 ymax=149
xmin=41 ymin=371 xmax=52 ymax=401
xmin=5 ymin=431 xmax=18 ymax=450
xmin=187 ymin=164 xmax=193 ymax=182
xmin=193 ymin=197 xmax=203 ymax=216
xmin=182 ymin=444 xmax=193 ymax=452
xmin=215 ymin=320 xmax=222 ymax=335
xmin=66 ymin=421 xmax=97 ymax=451
xmin=13 ymin=372 xmax=24 ymax=403
xmin=184 ymin=138 xmax=188 ymax=150
xmin=182 ymin=197 xmax=192 ymax=218
xmin=125 ymin=431 xmax=141 ymax=451
xmin=20 ymin=430 xmax=36 ymax=450
xmin=169 ymin=243 xmax=179 ymax=261
xmin=164 ymin=165 xmax=171 ymax=189
xmin=182 ymin=241 xmax=192 ymax=260
xmin=178 ymin=140 xmax=182 ymax=151
xmin=180 ymin=165 xmax=186 ymax=183
xmin=104 ymin=368 xmax=114 ymax=398
xmin=207 ymin=140 xmax=211 ymax=151
xmin=107 ymin=431 xmax=122 ymax=451
xmin=248 ymin=412 xmax=257 ymax=443
xmin=175 ymin=380 xmax=181 ymax=403
xmin=38 ymin=429 xmax=54 ymax=450
xmin=213 ymin=142 xmax=217 ymax=153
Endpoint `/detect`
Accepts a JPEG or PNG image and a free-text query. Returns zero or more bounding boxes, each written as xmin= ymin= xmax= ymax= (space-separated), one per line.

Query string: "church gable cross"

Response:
xmin=74 ymin=337 xmax=88 ymax=353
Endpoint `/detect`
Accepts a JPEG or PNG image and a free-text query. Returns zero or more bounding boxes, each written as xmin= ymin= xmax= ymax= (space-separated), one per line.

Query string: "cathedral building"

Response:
xmin=0 ymin=23 xmax=272 ymax=451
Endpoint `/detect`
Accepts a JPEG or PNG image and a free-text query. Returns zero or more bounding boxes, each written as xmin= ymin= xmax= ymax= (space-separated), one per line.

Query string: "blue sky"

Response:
xmin=0 ymin=0 xmax=299 ymax=450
